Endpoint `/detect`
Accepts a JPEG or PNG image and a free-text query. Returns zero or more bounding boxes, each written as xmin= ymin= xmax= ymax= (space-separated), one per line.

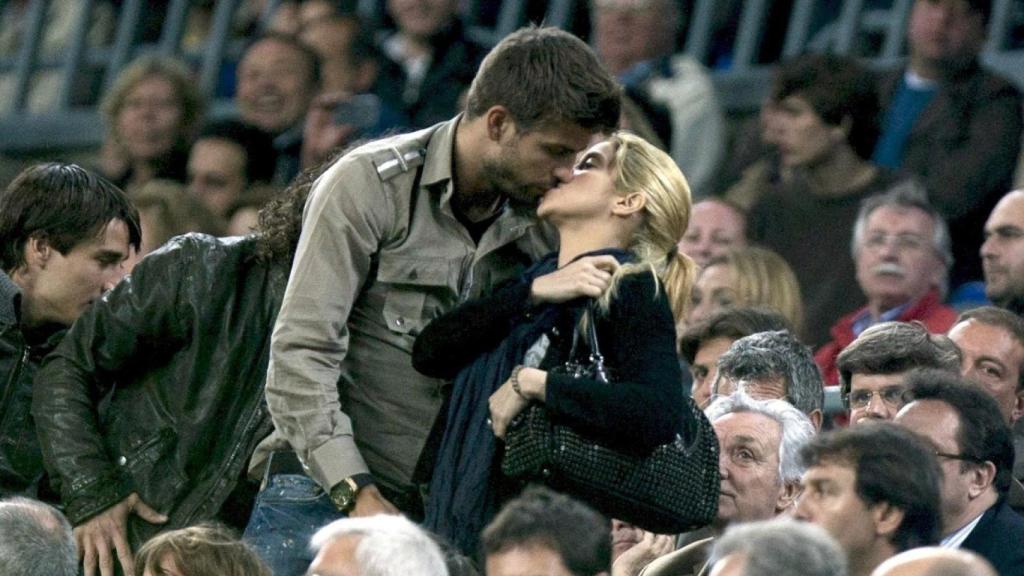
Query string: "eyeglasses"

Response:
xmin=934 ymin=451 xmax=986 ymax=464
xmin=862 ymin=232 xmax=930 ymax=252
xmin=843 ymin=386 xmax=908 ymax=410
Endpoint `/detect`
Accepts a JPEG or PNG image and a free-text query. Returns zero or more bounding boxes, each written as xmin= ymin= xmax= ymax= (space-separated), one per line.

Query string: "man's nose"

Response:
xmin=553 ymin=162 xmax=574 ymax=184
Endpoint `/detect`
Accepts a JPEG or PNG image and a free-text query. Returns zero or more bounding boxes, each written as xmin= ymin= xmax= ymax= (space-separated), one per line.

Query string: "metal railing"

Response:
xmin=0 ymin=0 xmax=1021 ymax=153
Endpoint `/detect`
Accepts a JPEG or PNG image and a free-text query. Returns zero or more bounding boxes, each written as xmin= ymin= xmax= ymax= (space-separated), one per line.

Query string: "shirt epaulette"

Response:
xmin=372 ymin=145 xmax=427 ymax=182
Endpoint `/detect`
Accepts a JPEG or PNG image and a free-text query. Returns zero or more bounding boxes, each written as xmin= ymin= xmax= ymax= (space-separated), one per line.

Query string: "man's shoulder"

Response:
xmin=326 ymin=120 xmax=453 ymax=185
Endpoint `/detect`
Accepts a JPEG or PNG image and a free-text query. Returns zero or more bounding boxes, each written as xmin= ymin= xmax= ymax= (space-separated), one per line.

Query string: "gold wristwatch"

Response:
xmin=329 ymin=474 xmax=374 ymax=513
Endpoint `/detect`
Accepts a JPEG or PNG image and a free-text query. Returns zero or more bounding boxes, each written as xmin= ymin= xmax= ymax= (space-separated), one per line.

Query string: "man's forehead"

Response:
xmin=715 ymin=410 xmax=782 ymax=440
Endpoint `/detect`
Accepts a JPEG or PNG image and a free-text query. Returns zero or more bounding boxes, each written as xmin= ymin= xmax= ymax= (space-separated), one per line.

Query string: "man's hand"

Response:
xmin=611 ymin=531 xmax=676 ymax=576
xmin=300 ymin=92 xmax=359 ymax=170
xmin=75 ymin=492 xmax=167 ymax=576
xmin=530 ymin=256 xmax=620 ymax=304
xmin=350 ymin=484 xmax=400 ymax=518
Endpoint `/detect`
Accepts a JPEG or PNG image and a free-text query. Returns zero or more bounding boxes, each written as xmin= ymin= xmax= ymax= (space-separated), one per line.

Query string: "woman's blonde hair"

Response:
xmin=134 ymin=524 xmax=270 ymax=576
xmin=598 ymin=131 xmax=697 ymax=324
xmin=100 ymin=55 xmax=204 ymax=145
xmin=708 ymin=245 xmax=805 ymax=335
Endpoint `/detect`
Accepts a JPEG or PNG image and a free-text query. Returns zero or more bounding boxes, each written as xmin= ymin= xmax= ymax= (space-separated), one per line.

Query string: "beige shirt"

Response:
xmin=254 ymin=116 xmax=554 ymax=495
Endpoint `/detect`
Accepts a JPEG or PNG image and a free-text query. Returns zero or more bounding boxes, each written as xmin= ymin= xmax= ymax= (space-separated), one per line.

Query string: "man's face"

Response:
xmin=894 ymin=400 xmax=972 ymax=534
xmin=677 ymin=200 xmax=747 ymax=269
xmin=486 ymin=544 xmax=575 ymax=576
xmin=981 ymin=192 xmax=1024 ymax=307
xmin=308 ymin=535 xmax=361 ymax=576
xmin=714 ymin=375 xmax=788 ymax=404
xmin=714 ymin=411 xmax=787 ymax=526
xmin=387 ymin=0 xmax=458 ymax=41
xmin=948 ymin=319 xmax=1024 ymax=423
xmin=907 ymin=0 xmax=986 ymax=70
xmin=592 ymin=0 xmax=676 ymax=74
xmin=24 ymin=220 xmax=131 ymax=327
xmin=848 ymin=372 xmax=910 ymax=425
xmin=187 ymin=138 xmax=248 ymax=218
xmin=237 ymin=38 xmax=316 ymax=135
xmin=794 ymin=462 xmax=883 ymax=559
xmin=690 ymin=336 xmax=736 ymax=409
xmin=481 ymin=118 xmax=595 ymax=207
xmin=855 ymin=205 xmax=942 ymax=312
xmin=772 ymin=95 xmax=839 ymax=168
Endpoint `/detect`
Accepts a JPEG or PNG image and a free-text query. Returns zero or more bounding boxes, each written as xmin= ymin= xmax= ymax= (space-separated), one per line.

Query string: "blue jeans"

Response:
xmin=243 ymin=474 xmax=343 ymax=576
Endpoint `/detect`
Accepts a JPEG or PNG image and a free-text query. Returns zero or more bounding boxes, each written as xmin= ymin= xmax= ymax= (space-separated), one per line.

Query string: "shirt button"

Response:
xmin=395 ymin=317 xmax=405 ymax=328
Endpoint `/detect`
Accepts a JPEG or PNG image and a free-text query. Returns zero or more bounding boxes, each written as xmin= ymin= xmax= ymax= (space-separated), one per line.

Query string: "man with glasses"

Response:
xmin=894 ymin=369 xmax=1024 ymax=574
xmin=836 ymin=321 xmax=961 ymax=426
xmin=816 ymin=189 xmax=956 ymax=386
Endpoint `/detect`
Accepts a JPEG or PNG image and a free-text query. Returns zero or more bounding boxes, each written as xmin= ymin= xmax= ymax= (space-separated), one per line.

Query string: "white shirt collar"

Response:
xmin=940 ymin=512 xmax=984 ymax=549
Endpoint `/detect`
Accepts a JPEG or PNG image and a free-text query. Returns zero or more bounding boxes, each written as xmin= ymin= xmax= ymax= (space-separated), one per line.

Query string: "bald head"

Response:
xmin=871 ymin=548 xmax=996 ymax=576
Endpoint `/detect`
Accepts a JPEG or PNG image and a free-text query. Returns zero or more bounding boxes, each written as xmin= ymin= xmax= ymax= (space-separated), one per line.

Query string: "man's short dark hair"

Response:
xmin=771 ymin=53 xmax=879 ymax=159
xmin=904 ymin=369 xmax=1016 ymax=494
xmin=481 ymin=486 xmax=610 ymax=576
xmin=0 ymin=163 xmax=141 ymax=272
xmin=838 ymin=321 xmax=962 ymax=401
xmin=465 ymin=25 xmax=621 ymax=133
xmin=800 ymin=423 xmax=943 ymax=551
xmin=716 ymin=330 xmax=824 ymax=415
xmin=679 ymin=306 xmax=792 ymax=363
xmin=197 ymin=120 xmax=278 ymax=184
xmin=955 ymin=306 xmax=1024 ymax=394
xmin=0 ymin=497 xmax=77 ymax=576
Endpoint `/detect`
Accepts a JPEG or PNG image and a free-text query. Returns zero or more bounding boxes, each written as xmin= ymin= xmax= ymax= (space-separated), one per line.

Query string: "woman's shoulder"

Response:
xmin=609 ymin=268 xmax=668 ymax=312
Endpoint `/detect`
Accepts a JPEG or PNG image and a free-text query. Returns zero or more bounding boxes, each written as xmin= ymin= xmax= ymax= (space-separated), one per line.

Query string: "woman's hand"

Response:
xmin=489 ymin=368 xmax=547 ymax=439
xmin=530 ymin=256 xmax=620 ymax=304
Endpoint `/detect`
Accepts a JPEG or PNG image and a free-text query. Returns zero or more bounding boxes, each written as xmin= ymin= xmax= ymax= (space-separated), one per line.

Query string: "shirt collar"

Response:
xmin=0 ymin=270 xmax=21 ymax=325
xmin=940 ymin=511 xmax=984 ymax=549
xmin=851 ymin=301 xmax=912 ymax=337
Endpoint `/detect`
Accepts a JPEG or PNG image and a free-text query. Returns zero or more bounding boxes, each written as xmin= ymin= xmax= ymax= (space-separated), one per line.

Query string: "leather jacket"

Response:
xmin=0 ymin=271 xmax=62 ymax=497
xmin=32 ymin=234 xmax=284 ymax=546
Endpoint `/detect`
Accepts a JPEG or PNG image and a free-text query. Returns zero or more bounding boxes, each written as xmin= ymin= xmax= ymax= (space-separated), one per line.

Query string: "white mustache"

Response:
xmin=872 ymin=262 xmax=906 ymax=276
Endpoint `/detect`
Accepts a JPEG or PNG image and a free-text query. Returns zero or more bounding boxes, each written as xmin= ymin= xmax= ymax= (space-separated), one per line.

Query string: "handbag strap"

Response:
xmin=567 ymin=300 xmax=610 ymax=384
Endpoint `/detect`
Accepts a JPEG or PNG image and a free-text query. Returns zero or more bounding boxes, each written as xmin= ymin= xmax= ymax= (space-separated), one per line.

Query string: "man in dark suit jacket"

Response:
xmin=873 ymin=0 xmax=1022 ymax=285
xmin=896 ymin=370 xmax=1024 ymax=575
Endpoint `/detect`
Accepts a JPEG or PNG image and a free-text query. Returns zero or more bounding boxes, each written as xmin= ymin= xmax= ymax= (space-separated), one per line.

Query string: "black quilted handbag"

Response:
xmin=501 ymin=302 xmax=720 ymax=534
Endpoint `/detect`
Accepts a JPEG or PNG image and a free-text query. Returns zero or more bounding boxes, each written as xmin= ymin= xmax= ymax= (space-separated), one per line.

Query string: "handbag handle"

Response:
xmin=566 ymin=300 xmax=610 ymax=384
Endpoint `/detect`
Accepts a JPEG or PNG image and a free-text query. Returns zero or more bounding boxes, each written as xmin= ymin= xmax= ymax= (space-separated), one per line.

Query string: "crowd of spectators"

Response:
xmin=2 ymin=0 xmax=1024 ymax=575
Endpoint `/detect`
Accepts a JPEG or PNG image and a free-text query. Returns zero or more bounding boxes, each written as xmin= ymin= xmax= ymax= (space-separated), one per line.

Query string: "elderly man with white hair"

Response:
xmin=307 ymin=514 xmax=448 ymax=576
xmin=641 ymin=392 xmax=816 ymax=576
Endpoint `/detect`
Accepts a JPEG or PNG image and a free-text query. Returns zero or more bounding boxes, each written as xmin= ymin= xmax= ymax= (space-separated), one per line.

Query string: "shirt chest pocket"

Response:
xmin=377 ymin=255 xmax=462 ymax=335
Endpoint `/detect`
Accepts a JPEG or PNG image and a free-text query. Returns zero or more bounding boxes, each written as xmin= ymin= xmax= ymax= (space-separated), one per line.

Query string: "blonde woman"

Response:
xmin=413 ymin=132 xmax=697 ymax=551
xmin=688 ymin=245 xmax=804 ymax=337
xmin=135 ymin=524 xmax=270 ymax=576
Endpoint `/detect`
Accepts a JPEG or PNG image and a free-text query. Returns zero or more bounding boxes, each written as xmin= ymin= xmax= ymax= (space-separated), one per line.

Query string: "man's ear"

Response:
xmin=612 ymin=192 xmax=646 ymax=217
xmin=1011 ymin=390 xmax=1024 ymax=424
xmin=776 ymin=480 xmax=801 ymax=513
xmin=871 ymin=501 xmax=906 ymax=540
xmin=809 ymin=409 xmax=823 ymax=432
xmin=485 ymin=105 xmax=513 ymax=143
xmin=967 ymin=461 xmax=998 ymax=500
xmin=23 ymin=235 xmax=52 ymax=270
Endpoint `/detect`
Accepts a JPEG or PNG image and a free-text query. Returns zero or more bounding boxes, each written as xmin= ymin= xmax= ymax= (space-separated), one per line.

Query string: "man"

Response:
xmin=837 ymin=321 xmax=960 ymax=426
xmin=894 ymin=370 xmax=1024 ymax=574
xmin=186 ymin=119 xmax=277 ymax=219
xmin=873 ymin=0 xmax=1022 ymax=284
xmin=0 ymin=163 xmax=140 ymax=498
xmin=794 ymin=424 xmax=943 ymax=576
xmin=642 ymin=393 xmax=816 ymax=576
xmin=711 ymin=330 xmax=825 ymax=429
xmin=590 ymin=0 xmax=724 ymax=195
xmin=871 ymin=548 xmax=996 ymax=576
xmin=678 ymin=307 xmax=791 ymax=408
xmin=33 ymin=168 xmax=316 ymax=576
xmin=981 ymin=190 xmax=1024 ymax=314
xmin=235 ymin=33 xmax=320 ymax=184
xmin=483 ymin=486 xmax=611 ymax=576
xmin=815 ymin=190 xmax=957 ymax=385
xmin=707 ymin=518 xmax=847 ymax=576
xmin=676 ymin=199 xmax=747 ymax=270
xmin=307 ymin=514 xmax=447 ymax=576
xmin=252 ymin=25 xmax=620 ymax=574
xmin=0 ymin=496 xmax=77 ymax=576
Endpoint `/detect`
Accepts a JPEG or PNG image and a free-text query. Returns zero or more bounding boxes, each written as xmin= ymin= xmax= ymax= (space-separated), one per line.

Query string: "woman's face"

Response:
xmin=116 ymin=76 xmax=184 ymax=163
xmin=536 ymin=140 xmax=619 ymax=225
xmin=771 ymin=95 xmax=843 ymax=168
xmin=688 ymin=263 xmax=738 ymax=325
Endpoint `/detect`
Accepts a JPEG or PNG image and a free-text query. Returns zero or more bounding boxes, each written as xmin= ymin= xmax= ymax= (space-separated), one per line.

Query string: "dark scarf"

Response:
xmin=424 ymin=248 xmax=633 ymax=553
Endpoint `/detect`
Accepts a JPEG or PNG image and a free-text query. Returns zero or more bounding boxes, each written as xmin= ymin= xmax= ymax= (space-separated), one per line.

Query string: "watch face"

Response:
xmin=331 ymin=483 xmax=357 ymax=512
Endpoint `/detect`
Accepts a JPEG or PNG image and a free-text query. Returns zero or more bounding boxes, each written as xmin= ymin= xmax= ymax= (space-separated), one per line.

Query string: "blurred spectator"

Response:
xmin=308 ymin=514 xmax=447 ymax=576
xmin=132 ymin=180 xmax=225 ymax=258
xmin=677 ymin=198 xmax=747 ymax=269
xmin=871 ymin=548 xmax=996 ymax=576
xmin=235 ymin=33 xmax=320 ymax=184
xmin=135 ymin=524 xmax=270 ymax=576
xmin=300 ymin=14 xmax=376 ymax=95
xmin=895 ymin=370 xmax=1024 ymax=574
xmin=873 ymin=0 xmax=1022 ymax=286
xmin=687 ymin=246 xmax=804 ymax=337
xmin=0 ymin=163 xmax=140 ymax=499
xmin=712 ymin=330 xmax=825 ymax=430
xmin=815 ymin=189 xmax=957 ymax=385
xmin=794 ymin=423 xmax=943 ymax=576
xmin=0 ymin=496 xmax=77 ymax=576
xmin=483 ymin=486 xmax=610 ymax=576
xmin=982 ymin=190 xmax=1024 ymax=314
xmin=374 ymin=0 xmax=488 ymax=128
xmin=187 ymin=119 xmax=277 ymax=219
xmin=590 ymin=0 xmax=725 ymax=196
xmin=267 ymin=0 xmax=341 ymax=34
xmin=837 ymin=321 xmax=960 ymax=426
xmin=707 ymin=518 xmax=847 ymax=576
xmin=741 ymin=54 xmax=925 ymax=347
xmin=609 ymin=520 xmax=674 ymax=576
xmin=224 ymin=185 xmax=280 ymax=237
xmin=99 ymin=56 xmax=204 ymax=193
xmin=640 ymin=393 xmax=815 ymax=576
